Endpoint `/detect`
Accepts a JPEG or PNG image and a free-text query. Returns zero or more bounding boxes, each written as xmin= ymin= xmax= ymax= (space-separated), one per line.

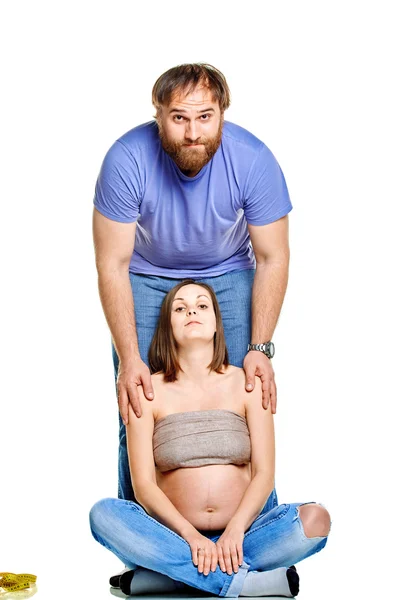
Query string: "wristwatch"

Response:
xmin=247 ymin=341 xmax=275 ymax=359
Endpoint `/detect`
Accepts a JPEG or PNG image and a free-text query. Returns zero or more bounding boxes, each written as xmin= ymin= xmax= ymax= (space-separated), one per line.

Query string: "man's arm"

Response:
xmin=244 ymin=215 xmax=290 ymax=412
xmin=93 ymin=208 xmax=153 ymax=422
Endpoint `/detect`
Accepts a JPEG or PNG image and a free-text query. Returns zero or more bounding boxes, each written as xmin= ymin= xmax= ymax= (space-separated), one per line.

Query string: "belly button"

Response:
xmin=206 ymin=508 xmax=214 ymax=513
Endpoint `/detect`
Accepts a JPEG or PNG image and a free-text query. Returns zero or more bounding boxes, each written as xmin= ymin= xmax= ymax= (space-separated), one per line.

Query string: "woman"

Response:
xmin=90 ymin=281 xmax=331 ymax=597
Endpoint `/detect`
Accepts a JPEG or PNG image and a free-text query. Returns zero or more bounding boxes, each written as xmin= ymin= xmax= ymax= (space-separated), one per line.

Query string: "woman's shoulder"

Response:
xmin=151 ymin=371 xmax=165 ymax=384
xmin=132 ymin=373 xmax=165 ymax=421
xmin=224 ymin=365 xmax=260 ymax=388
xmin=223 ymin=364 xmax=244 ymax=378
xmin=147 ymin=372 xmax=174 ymax=418
xmin=220 ymin=365 xmax=261 ymax=403
xmin=224 ymin=365 xmax=263 ymax=403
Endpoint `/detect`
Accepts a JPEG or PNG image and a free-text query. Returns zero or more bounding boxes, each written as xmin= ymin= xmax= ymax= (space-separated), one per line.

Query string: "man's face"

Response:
xmin=157 ymin=86 xmax=223 ymax=177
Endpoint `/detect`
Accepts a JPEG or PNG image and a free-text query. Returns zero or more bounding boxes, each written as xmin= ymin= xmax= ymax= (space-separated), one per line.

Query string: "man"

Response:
xmin=93 ymin=63 xmax=292 ymax=502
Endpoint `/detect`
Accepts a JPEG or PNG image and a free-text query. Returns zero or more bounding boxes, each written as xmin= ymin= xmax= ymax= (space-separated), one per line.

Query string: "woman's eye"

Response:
xmin=175 ymin=306 xmax=185 ymax=312
xmin=199 ymin=304 xmax=208 ymax=309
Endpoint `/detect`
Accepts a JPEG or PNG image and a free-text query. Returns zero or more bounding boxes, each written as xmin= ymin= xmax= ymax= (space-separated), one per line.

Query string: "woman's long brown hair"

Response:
xmin=148 ymin=280 xmax=229 ymax=382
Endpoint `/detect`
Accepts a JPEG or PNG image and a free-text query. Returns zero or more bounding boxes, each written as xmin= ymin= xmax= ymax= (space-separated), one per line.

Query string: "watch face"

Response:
xmin=269 ymin=342 xmax=275 ymax=358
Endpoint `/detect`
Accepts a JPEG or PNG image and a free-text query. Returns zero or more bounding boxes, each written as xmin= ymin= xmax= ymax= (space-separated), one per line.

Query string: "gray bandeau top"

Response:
xmin=153 ymin=409 xmax=251 ymax=473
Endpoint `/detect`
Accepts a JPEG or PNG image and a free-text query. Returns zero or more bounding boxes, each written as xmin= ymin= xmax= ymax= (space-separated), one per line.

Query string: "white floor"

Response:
xmin=110 ymin=594 xmax=293 ymax=600
xmin=0 ymin=587 xmax=38 ymax=599
xmin=4 ymin=588 xmax=294 ymax=600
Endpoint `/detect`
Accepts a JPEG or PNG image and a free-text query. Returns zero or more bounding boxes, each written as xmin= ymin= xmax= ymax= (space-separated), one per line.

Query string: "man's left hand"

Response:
xmin=243 ymin=351 xmax=277 ymax=413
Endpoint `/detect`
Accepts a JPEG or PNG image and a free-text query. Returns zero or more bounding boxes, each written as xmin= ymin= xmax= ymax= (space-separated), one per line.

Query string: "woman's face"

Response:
xmin=170 ymin=284 xmax=217 ymax=347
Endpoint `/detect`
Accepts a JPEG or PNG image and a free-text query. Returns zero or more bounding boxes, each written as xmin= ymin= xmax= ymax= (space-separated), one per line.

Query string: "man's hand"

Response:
xmin=243 ymin=351 xmax=277 ymax=413
xmin=117 ymin=358 xmax=154 ymax=424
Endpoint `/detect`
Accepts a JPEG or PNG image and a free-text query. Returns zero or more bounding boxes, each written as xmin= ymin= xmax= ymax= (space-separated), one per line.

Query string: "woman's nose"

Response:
xmin=187 ymin=309 xmax=197 ymax=315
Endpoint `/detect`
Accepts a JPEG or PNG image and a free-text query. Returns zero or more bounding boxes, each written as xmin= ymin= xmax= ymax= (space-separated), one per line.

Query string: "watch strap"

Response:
xmin=247 ymin=342 xmax=275 ymax=358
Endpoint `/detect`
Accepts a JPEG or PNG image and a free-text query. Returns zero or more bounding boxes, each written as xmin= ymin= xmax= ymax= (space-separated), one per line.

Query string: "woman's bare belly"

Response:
xmin=156 ymin=464 xmax=251 ymax=530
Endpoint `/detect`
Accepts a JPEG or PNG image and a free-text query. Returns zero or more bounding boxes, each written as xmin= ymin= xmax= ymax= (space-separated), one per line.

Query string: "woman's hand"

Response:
xmin=185 ymin=531 xmax=218 ymax=575
xmin=215 ymin=525 xmax=245 ymax=575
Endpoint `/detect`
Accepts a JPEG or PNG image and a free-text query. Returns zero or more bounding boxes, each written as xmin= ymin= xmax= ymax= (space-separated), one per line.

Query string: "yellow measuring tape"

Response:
xmin=0 ymin=573 xmax=37 ymax=593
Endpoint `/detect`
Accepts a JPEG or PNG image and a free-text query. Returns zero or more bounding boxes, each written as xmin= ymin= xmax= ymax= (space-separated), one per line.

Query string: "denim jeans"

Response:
xmin=113 ymin=269 xmax=256 ymax=501
xmin=89 ymin=490 xmax=329 ymax=597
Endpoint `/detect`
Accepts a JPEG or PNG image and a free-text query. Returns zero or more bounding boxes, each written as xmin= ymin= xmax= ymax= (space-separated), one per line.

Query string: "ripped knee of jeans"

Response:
xmin=295 ymin=502 xmax=332 ymax=538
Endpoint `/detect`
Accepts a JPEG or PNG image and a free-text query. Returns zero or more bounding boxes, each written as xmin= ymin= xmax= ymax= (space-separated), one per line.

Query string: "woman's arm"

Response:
xmin=126 ymin=391 xmax=197 ymax=540
xmin=214 ymin=376 xmax=275 ymax=574
xmin=227 ymin=376 xmax=275 ymax=532
xmin=127 ymin=387 xmax=221 ymax=574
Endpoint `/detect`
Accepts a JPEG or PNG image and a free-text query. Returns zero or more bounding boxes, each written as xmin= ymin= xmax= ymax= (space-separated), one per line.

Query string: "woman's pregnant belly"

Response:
xmin=156 ymin=464 xmax=251 ymax=530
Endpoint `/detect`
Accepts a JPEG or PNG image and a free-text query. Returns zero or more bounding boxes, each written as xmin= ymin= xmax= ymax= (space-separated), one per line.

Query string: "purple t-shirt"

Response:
xmin=94 ymin=121 xmax=292 ymax=277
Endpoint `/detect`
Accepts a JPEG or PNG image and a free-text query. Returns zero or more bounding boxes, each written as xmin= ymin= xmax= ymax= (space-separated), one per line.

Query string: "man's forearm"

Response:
xmin=251 ymin=259 xmax=289 ymax=343
xmin=97 ymin=268 xmax=140 ymax=363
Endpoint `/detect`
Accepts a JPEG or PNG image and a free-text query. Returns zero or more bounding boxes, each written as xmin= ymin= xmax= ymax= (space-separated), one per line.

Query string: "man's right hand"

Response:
xmin=117 ymin=358 xmax=154 ymax=424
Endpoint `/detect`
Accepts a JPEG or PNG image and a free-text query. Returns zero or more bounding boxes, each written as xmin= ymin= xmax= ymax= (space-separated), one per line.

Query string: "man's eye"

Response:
xmin=200 ymin=114 xmax=210 ymax=120
xmin=174 ymin=115 xmax=184 ymax=121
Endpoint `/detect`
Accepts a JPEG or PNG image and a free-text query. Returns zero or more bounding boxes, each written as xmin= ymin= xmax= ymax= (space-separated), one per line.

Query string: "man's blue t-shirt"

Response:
xmin=94 ymin=121 xmax=292 ymax=278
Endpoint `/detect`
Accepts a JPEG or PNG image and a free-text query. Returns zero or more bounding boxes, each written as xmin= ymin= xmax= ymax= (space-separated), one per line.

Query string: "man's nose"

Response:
xmin=184 ymin=121 xmax=200 ymax=142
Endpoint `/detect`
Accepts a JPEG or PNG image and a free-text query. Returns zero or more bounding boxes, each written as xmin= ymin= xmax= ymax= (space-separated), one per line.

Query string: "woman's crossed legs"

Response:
xmin=89 ymin=498 xmax=330 ymax=597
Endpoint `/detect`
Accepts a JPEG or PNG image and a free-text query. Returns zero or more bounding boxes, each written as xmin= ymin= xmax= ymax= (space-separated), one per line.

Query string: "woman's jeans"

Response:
xmin=89 ymin=490 xmax=329 ymax=597
xmin=113 ymin=269 xmax=256 ymax=501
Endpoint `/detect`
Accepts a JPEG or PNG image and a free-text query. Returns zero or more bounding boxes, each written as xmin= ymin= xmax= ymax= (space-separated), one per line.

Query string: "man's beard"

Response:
xmin=158 ymin=119 xmax=224 ymax=175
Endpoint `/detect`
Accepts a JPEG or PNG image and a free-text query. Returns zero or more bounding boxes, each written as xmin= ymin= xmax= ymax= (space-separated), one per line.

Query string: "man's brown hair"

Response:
xmin=152 ymin=63 xmax=231 ymax=115
xmin=148 ymin=279 xmax=229 ymax=382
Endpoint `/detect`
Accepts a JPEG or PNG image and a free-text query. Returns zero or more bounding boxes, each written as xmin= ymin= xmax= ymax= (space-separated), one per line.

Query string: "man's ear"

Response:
xmin=153 ymin=105 xmax=162 ymax=122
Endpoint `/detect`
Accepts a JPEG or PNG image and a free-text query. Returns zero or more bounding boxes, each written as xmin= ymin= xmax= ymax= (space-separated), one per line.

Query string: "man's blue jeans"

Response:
xmin=112 ymin=269 xmax=256 ymax=501
xmin=90 ymin=492 xmax=329 ymax=597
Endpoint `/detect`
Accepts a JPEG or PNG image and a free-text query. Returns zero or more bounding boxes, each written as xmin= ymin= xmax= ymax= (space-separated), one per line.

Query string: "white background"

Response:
xmin=1 ymin=1 xmax=399 ymax=598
